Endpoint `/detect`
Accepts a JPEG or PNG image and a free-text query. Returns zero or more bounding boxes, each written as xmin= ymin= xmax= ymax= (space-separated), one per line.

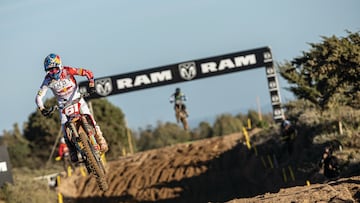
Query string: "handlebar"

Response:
xmin=44 ymin=92 xmax=91 ymax=117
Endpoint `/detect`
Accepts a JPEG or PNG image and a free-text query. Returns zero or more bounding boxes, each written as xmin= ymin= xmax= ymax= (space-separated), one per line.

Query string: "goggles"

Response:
xmin=47 ymin=67 xmax=60 ymax=74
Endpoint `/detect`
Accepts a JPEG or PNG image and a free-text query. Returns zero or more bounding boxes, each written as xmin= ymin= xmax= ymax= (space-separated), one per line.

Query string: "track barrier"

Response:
xmin=267 ymin=155 xmax=274 ymax=169
xmin=67 ymin=165 xmax=72 ymax=177
xmin=282 ymin=167 xmax=288 ymax=182
xmin=272 ymin=154 xmax=279 ymax=168
xmin=242 ymin=127 xmax=251 ymax=149
xmin=57 ymin=175 xmax=63 ymax=203
xmin=240 ymin=126 xmax=298 ymax=185
xmin=282 ymin=165 xmax=295 ymax=183
xmin=261 ymin=156 xmax=267 ymax=168
xmin=80 ymin=165 xmax=87 ymax=177
xmin=288 ymin=165 xmax=295 ymax=181
xmin=253 ymin=145 xmax=258 ymax=156
xmin=247 ymin=118 xmax=252 ymax=130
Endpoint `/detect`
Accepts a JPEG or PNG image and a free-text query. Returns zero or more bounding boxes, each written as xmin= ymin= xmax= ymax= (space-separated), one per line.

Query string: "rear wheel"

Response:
xmin=78 ymin=126 xmax=108 ymax=191
xmin=179 ymin=111 xmax=188 ymax=130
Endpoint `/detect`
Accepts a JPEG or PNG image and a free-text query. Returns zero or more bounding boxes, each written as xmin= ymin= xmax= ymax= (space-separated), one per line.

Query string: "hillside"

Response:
xmin=56 ymin=127 xmax=360 ymax=203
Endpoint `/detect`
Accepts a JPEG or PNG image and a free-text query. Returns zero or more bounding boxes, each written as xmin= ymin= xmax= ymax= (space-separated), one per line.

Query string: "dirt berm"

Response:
xmin=57 ymin=128 xmax=360 ymax=203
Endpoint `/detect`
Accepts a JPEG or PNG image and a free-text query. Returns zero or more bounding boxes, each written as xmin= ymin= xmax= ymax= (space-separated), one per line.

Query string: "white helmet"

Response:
xmin=60 ymin=137 xmax=65 ymax=144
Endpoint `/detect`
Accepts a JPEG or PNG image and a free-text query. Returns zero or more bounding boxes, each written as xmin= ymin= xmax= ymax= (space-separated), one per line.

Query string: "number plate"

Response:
xmin=62 ymin=103 xmax=81 ymax=117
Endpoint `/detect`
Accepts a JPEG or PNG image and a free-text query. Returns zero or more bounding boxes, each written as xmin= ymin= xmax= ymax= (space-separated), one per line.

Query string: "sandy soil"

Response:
xmin=228 ymin=176 xmax=360 ymax=203
xmin=57 ymin=129 xmax=360 ymax=203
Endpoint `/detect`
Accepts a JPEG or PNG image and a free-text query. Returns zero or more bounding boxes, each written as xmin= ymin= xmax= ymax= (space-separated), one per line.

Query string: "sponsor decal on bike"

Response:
xmin=178 ymin=62 xmax=197 ymax=80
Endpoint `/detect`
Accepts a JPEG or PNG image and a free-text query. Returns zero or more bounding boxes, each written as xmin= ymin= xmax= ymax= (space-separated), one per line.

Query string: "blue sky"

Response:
xmin=1 ymin=0 xmax=359 ymax=132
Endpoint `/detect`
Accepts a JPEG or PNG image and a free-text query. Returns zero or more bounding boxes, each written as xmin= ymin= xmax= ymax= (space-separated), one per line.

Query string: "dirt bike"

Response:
xmin=49 ymin=93 xmax=108 ymax=191
xmin=174 ymin=103 xmax=189 ymax=131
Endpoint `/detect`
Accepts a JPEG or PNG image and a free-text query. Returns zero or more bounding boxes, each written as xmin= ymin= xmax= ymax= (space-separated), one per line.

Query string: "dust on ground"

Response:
xmin=57 ymin=128 xmax=360 ymax=203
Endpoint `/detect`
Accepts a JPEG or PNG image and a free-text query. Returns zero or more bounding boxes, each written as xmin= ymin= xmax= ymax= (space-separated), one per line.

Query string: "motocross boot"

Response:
xmin=69 ymin=150 xmax=79 ymax=163
xmin=175 ymin=106 xmax=180 ymax=123
xmin=184 ymin=109 xmax=189 ymax=117
xmin=95 ymin=125 xmax=108 ymax=153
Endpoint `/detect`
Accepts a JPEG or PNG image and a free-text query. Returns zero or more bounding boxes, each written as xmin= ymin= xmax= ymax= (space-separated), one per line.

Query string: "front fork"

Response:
xmin=66 ymin=122 xmax=84 ymax=152
xmin=65 ymin=116 xmax=100 ymax=154
xmin=81 ymin=116 xmax=100 ymax=151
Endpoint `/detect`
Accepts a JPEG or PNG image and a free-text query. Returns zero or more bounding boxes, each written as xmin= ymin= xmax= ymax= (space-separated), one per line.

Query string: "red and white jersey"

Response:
xmin=35 ymin=66 xmax=94 ymax=109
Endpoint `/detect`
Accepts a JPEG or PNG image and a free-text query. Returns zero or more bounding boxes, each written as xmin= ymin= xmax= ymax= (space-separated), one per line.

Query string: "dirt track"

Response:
xmin=57 ymin=129 xmax=360 ymax=203
xmin=228 ymin=175 xmax=360 ymax=202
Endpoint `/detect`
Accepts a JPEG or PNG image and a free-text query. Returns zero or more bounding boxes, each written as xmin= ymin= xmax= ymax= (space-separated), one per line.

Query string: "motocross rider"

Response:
xmin=35 ymin=53 xmax=108 ymax=163
xmin=169 ymin=87 xmax=189 ymax=120
xmin=280 ymin=117 xmax=296 ymax=154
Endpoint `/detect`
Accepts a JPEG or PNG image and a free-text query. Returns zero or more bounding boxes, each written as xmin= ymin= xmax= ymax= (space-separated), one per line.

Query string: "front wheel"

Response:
xmin=78 ymin=126 xmax=108 ymax=191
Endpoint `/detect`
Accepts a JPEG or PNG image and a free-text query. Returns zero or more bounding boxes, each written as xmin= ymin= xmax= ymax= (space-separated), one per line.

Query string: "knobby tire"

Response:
xmin=78 ymin=126 xmax=108 ymax=191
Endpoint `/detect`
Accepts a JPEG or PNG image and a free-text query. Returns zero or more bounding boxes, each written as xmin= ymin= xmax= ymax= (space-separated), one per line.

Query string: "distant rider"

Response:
xmin=169 ymin=87 xmax=189 ymax=122
xmin=280 ymin=118 xmax=296 ymax=154
xmin=35 ymin=53 xmax=108 ymax=163
xmin=319 ymin=146 xmax=340 ymax=179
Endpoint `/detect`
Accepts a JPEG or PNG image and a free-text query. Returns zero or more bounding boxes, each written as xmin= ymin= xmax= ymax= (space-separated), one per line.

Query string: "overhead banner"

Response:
xmin=79 ymin=47 xmax=273 ymax=99
xmin=79 ymin=46 xmax=284 ymax=121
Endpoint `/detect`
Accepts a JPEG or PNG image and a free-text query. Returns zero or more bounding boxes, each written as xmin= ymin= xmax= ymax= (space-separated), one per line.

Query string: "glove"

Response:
xmin=89 ymin=79 xmax=95 ymax=88
xmin=89 ymin=86 xmax=96 ymax=94
xmin=41 ymin=107 xmax=54 ymax=117
xmin=89 ymin=80 xmax=96 ymax=93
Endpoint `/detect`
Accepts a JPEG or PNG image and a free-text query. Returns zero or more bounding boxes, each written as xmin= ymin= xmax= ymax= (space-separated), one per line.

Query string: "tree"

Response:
xmin=199 ymin=121 xmax=213 ymax=138
xmin=278 ymin=31 xmax=360 ymax=110
xmin=23 ymin=97 xmax=59 ymax=167
xmin=89 ymin=98 xmax=130 ymax=160
xmin=192 ymin=121 xmax=213 ymax=140
xmin=245 ymin=110 xmax=273 ymax=129
xmin=212 ymin=114 xmax=243 ymax=136
xmin=0 ymin=124 xmax=32 ymax=167
xmin=136 ymin=122 xmax=190 ymax=151
xmin=135 ymin=125 xmax=155 ymax=151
